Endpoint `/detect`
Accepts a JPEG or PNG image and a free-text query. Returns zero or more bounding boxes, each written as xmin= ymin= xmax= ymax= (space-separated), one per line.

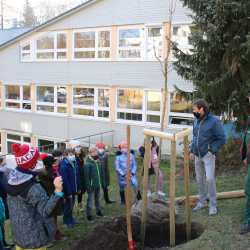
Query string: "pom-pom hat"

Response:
xmin=96 ymin=142 xmax=105 ymax=150
xmin=11 ymin=143 xmax=40 ymax=170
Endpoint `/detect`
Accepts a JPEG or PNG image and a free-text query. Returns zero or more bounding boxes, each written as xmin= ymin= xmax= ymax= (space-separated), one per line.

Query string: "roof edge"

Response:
xmin=0 ymin=0 xmax=100 ymax=51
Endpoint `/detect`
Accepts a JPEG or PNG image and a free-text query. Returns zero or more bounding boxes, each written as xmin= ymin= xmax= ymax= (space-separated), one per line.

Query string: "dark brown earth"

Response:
xmin=69 ymin=216 xmax=204 ymax=250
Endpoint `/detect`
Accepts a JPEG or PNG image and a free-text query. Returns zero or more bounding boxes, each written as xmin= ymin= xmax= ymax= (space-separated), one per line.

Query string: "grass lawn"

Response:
xmin=5 ymin=156 xmax=250 ymax=250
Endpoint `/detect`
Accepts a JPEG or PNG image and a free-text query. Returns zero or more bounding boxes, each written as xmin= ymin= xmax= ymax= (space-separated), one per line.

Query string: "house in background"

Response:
xmin=0 ymin=0 xmax=194 ymax=155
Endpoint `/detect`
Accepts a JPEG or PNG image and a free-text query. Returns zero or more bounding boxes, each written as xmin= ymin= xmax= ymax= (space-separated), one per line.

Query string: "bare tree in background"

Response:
xmin=22 ymin=0 xmax=38 ymax=27
xmin=154 ymin=0 xmax=177 ymax=193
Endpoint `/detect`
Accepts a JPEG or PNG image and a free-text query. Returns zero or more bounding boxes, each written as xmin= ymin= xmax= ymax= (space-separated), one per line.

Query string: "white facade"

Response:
xmin=0 ymin=0 xmax=194 ymax=155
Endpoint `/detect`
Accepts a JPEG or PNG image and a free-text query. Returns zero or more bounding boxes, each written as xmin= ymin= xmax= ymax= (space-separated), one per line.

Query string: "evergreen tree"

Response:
xmin=22 ymin=0 xmax=37 ymax=27
xmin=173 ymin=1 xmax=250 ymax=123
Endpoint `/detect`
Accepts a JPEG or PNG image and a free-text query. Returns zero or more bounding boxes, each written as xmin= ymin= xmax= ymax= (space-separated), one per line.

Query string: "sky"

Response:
xmin=1 ymin=0 xmax=85 ymax=28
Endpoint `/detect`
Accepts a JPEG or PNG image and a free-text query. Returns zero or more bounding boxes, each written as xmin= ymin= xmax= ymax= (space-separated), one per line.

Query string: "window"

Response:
xmin=36 ymin=32 xmax=67 ymax=60
xmin=169 ymin=116 xmax=194 ymax=126
xmin=5 ymin=85 xmax=31 ymax=110
xmin=73 ymin=29 xmax=111 ymax=59
xmin=170 ymin=91 xmax=193 ymax=114
xmin=73 ymin=87 xmax=110 ymax=119
xmin=118 ymin=28 xmax=142 ymax=59
xmin=36 ymin=86 xmax=67 ymax=113
xmin=146 ymin=91 xmax=161 ymax=123
xmin=172 ymin=25 xmax=192 ymax=54
xmin=38 ymin=139 xmax=66 ymax=153
xmin=6 ymin=133 xmax=31 ymax=154
xmin=146 ymin=27 xmax=163 ymax=60
xmin=21 ymin=42 xmax=32 ymax=61
xmin=117 ymin=89 xmax=143 ymax=121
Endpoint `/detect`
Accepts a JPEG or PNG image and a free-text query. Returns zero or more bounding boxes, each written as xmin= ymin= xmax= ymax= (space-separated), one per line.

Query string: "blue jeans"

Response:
xmin=63 ymin=195 xmax=75 ymax=226
xmin=86 ymin=188 xmax=101 ymax=217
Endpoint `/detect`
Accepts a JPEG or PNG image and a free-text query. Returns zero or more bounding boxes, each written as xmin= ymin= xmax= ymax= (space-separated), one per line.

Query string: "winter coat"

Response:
xmin=190 ymin=112 xmax=226 ymax=158
xmin=84 ymin=156 xmax=104 ymax=191
xmin=76 ymin=157 xmax=87 ymax=192
xmin=59 ymin=158 xmax=80 ymax=196
xmin=6 ymin=168 xmax=62 ymax=249
xmin=98 ymin=152 xmax=110 ymax=188
xmin=0 ymin=197 xmax=5 ymax=242
xmin=115 ymin=152 xmax=137 ymax=188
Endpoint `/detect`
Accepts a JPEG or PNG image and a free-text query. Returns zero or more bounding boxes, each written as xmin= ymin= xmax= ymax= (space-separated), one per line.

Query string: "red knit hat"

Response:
xmin=96 ymin=142 xmax=105 ymax=150
xmin=12 ymin=143 xmax=40 ymax=170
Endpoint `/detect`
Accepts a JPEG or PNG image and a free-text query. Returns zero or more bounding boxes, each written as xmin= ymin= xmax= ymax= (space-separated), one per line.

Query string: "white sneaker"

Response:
xmin=157 ymin=191 xmax=166 ymax=197
xmin=193 ymin=202 xmax=206 ymax=211
xmin=209 ymin=207 xmax=217 ymax=216
xmin=147 ymin=190 xmax=152 ymax=197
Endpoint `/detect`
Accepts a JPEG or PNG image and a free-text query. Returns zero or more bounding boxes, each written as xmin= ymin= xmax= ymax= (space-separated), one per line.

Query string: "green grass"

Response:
xmin=5 ymin=156 xmax=250 ymax=250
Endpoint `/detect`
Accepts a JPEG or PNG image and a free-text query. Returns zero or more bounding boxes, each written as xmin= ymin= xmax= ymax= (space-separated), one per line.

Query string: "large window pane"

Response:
xmin=118 ymin=89 xmax=143 ymax=110
xmin=7 ymin=134 xmax=21 ymax=141
xmin=147 ymin=91 xmax=161 ymax=111
xmin=38 ymin=139 xmax=54 ymax=153
xmin=119 ymin=29 xmax=141 ymax=47
xmin=119 ymin=50 xmax=140 ymax=58
xmin=37 ymin=34 xmax=54 ymax=50
xmin=5 ymin=86 xmax=20 ymax=100
xmin=74 ymin=51 xmax=95 ymax=59
xmin=37 ymin=86 xmax=54 ymax=103
xmin=98 ymin=89 xmax=109 ymax=107
xmin=37 ymin=105 xmax=54 ymax=112
xmin=73 ymin=108 xmax=94 ymax=116
xmin=98 ymin=31 xmax=110 ymax=47
xmin=170 ymin=91 xmax=193 ymax=113
xmin=57 ymin=87 xmax=67 ymax=104
xmin=23 ymin=86 xmax=31 ymax=100
xmin=37 ymin=52 xmax=54 ymax=59
xmin=57 ymin=33 xmax=66 ymax=49
xmin=74 ymin=32 xmax=95 ymax=48
xmin=98 ymin=51 xmax=110 ymax=58
xmin=147 ymin=115 xmax=160 ymax=123
xmin=117 ymin=112 xmax=142 ymax=121
xmin=73 ymin=88 xmax=94 ymax=105
xmin=147 ymin=27 xmax=163 ymax=59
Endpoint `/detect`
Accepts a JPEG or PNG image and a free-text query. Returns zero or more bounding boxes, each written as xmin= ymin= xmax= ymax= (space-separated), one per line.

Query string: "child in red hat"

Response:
xmin=6 ymin=144 xmax=64 ymax=250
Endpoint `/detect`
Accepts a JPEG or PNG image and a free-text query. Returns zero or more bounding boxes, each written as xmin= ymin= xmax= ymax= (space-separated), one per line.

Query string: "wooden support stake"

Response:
xmin=125 ymin=126 xmax=136 ymax=250
xmin=169 ymin=139 xmax=176 ymax=247
xmin=141 ymin=135 xmax=151 ymax=249
xmin=183 ymin=135 xmax=191 ymax=241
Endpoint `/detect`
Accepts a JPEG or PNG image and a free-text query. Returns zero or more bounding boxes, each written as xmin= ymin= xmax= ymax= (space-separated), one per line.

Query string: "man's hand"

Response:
xmin=189 ymin=153 xmax=195 ymax=161
xmin=54 ymin=176 xmax=63 ymax=193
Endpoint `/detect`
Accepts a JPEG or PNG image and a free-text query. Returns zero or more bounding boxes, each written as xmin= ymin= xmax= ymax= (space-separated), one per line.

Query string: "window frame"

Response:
xmin=72 ymin=86 xmax=110 ymax=120
xmin=4 ymin=84 xmax=31 ymax=112
xmin=6 ymin=132 xmax=31 ymax=154
xmin=34 ymin=31 xmax=67 ymax=62
xmin=36 ymin=85 xmax=67 ymax=115
xmin=20 ymin=41 xmax=33 ymax=62
xmin=117 ymin=26 xmax=145 ymax=61
xmin=37 ymin=137 xmax=67 ymax=153
xmin=72 ymin=28 xmax=112 ymax=61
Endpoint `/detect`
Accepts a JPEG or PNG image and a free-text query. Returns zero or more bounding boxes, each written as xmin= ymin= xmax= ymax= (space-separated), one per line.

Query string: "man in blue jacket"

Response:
xmin=190 ymin=99 xmax=226 ymax=215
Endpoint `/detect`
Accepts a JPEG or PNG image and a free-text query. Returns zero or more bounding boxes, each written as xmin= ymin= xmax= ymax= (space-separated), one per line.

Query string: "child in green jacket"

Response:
xmin=240 ymin=117 xmax=250 ymax=234
xmin=84 ymin=147 xmax=104 ymax=221
xmin=0 ymin=197 xmax=5 ymax=250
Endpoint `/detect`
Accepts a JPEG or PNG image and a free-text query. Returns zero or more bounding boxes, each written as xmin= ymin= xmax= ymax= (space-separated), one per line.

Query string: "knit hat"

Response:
xmin=12 ymin=143 xmax=40 ymax=170
xmin=96 ymin=142 xmax=105 ymax=150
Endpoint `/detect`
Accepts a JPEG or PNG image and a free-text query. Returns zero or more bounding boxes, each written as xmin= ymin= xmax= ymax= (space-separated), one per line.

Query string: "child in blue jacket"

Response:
xmin=59 ymin=149 xmax=81 ymax=228
xmin=115 ymin=141 xmax=137 ymax=204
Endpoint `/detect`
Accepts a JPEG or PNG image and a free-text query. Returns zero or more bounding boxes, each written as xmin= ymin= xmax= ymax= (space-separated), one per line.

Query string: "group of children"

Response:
xmin=0 ymin=138 xmax=164 ymax=250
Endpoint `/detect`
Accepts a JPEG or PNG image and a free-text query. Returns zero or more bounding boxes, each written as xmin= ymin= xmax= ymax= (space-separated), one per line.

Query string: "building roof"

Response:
xmin=0 ymin=28 xmax=30 ymax=46
xmin=0 ymin=0 xmax=99 ymax=50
